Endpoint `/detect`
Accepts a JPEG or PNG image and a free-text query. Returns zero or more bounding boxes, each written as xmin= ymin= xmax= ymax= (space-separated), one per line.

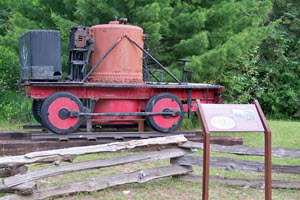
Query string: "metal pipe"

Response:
xmin=82 ymin=37 xmax=122 ymax=82
xmin=81 ymin=40 xmax=94 ymax=73
xmin=126 ymin=36 xmax=182 ymax=84
xmin=142 ymin=65 xmax=160 ymax=82
xmin=79 ymin=111 xmax=180 ymax=117
xmin=187 ymin=89 xmax=192 ymax=119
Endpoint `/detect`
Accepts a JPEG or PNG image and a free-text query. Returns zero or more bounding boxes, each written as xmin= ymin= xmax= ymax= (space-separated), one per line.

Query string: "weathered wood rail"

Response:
xmin=0 ymin=135 xmax=299 ymax=200
xmin=3 ymin=148 xmax=191 ymax=188
xmin=0 ymin=130 xmax=244 ymax=156
xmin=180 ymin=174 xmax=300 ymax=190
xmin=1 ymin=166 xmax=192 ymax=200
xmin=171 ymin=155 xmax=300 ymax=174
xmin=0 ymin=135 xmax=187 ymax=168
xmin=181 ymin=141 xmax=300 ymax=158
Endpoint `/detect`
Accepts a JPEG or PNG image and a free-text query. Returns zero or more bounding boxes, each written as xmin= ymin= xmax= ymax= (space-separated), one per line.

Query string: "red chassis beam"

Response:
xmin=26 ymin=84 xmax=224 ymax=111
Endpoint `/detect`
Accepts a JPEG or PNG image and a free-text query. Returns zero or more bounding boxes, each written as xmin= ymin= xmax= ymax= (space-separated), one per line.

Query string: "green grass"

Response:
xmin=212 ymin=120 xmax=300 ymax=149
xmin=0 ymin=119 xmax=21 ymax=131
xmin=0 ymin=117 xmax=40 ymax=131
xmin=0 ymin=119 xmax=299 ymax=199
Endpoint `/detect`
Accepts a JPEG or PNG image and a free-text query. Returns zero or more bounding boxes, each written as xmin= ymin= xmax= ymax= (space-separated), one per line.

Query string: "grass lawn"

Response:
xmin=0 ymin=119 xmax=299 ymax=199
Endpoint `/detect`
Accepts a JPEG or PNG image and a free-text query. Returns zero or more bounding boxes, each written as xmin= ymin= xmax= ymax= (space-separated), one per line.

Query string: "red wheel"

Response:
xmin=146 ymin=93 xmax=184 ymax=132
xmin=41 ymin=92 xmax=84 ymax=134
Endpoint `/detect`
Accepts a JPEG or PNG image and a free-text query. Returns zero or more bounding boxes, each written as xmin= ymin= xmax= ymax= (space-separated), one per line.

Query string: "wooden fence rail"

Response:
xmin=180 ymin=174 xmax=300 ymax=190
xmin=0 ymin=166 xmax=28 ymax=178
xmin=0 ymin=135 xmax=188 ymax=168
xmin=3 ymin=148 xmax=191 ymax=188
xmin=0 ymin=135 xmax=299 ymax=200
xmin=180 ymin=141 xmax=300 ymax=158
xmin=0 ymin=166 xmax=192 ymax=200
xmin=171 ymin=155 xmax=300 ymax=174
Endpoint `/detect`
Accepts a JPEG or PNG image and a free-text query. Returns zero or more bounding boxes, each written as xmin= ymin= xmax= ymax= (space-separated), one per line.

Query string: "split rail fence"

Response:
xmin=0 ymin=135 xmax=299 ymax=199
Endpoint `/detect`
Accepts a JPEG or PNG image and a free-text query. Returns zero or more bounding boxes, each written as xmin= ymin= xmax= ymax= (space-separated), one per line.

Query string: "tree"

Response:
xmin=220 ymin=0 xmax=299 ymax=118
xmin=0 ymin=0 xmax=11 ymax=36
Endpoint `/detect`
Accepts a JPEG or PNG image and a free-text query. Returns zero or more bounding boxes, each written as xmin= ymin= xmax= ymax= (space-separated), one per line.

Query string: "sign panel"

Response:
xmin=201 ymin=104 xmax=264 ymax=132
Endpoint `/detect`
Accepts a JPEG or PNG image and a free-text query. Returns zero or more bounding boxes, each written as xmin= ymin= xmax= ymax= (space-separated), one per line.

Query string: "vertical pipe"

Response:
xmin=187 ymin=89 xmax=192 ymax=119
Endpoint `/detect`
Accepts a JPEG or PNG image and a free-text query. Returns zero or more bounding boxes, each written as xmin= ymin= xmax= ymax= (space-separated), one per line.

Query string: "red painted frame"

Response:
xmin=27 ymin=84 xmax=223 ymax=111
xmin=26 ymin=82 xmax=224 ymax=127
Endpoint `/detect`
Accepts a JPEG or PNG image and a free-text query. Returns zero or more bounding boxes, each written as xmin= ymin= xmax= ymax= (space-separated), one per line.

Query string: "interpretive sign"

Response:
xmin=201 ymin=104 xmax=264 ymax=132
xmin=196 ymin=100 xmax=272 ymax=200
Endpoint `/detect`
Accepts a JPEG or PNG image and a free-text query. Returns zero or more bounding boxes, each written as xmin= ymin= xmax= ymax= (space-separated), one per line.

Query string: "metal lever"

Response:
xmin=178 ymin=59 xmax=193 ymax=83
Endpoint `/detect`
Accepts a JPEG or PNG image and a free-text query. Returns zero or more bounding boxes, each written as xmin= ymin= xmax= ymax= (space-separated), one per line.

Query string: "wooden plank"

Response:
xmin=31 ymin=130 xmax=197 ymax=140
xmin=0 ymin=165 xmax=192 ymax=200
xmin=195 ymin=99 xmax=210 ymax=200
xmin=3 ymin=148 xmax=191 ymax=188
xmin=180 ymin=174 xmax=300 ymax=190
xmin=171 ymin=155 xmax=300 ymax=174
xmin=254 ymin=99 xmax=272 ymax=200
xmin=188 ymin=136 xmax=243 ymax=146
xmin=0 ymin=135 xmax=187 ymax=168
xmin=0 ymin=166 xmax=28 ymax=178
xmin=180 ymin=141 xmax=300 ymax=158
xmin=0 ymin=182 xmax=37 ymax=195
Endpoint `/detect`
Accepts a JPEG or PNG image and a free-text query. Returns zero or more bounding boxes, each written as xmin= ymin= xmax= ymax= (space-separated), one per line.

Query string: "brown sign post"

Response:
xmin=195 ymin=99 xmax=272 ymax=200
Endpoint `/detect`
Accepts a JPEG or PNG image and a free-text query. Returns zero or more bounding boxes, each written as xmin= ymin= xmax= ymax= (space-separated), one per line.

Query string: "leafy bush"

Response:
xmin=0 ymin=45 xmax=18 ymax=93
xmin=0 ymin=46 xmax=22 ymax=120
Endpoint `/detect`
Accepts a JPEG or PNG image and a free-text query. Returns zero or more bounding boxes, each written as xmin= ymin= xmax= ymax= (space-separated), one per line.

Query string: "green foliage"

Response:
xmin=0 ymin=92 xmax=27 ymax=120
xmin=0 ymin=0 xmax=10 ymax=36
xmin=0 ymin=45 xmax=18 ymax=93
xmin=0 ymin=46 xmax=21 ymax=120
xmin=221 ymin=0 xmax=299 ymax=119
xmin=0 ymin=0 xmax=298 ymax=119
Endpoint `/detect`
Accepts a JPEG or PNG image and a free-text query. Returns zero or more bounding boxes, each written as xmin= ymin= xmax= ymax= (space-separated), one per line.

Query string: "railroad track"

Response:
xmin=0 ymin=125 xmax=243 ymax=156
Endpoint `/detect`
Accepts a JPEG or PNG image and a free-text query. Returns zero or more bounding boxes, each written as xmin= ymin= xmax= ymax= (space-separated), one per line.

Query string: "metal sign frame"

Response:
xmin=195 ymin=99 xmax=272 ymax=200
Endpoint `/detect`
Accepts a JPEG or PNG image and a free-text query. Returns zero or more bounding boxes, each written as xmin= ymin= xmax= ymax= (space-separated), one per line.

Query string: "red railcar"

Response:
xmin=20 ymin=19 xmax=224 ymax=134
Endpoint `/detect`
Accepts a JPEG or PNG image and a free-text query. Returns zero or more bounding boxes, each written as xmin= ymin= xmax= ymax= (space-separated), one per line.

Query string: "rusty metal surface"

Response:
xmin=26 ymin=81 xmax=224 ymax=89
xmin=89 ymin=21 xmax=144 ymax=83
xmin=74 ymin=29 xmax=87 ymax=48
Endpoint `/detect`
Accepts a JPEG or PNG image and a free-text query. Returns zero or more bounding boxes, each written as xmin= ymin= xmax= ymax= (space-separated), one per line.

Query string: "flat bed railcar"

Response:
xmin=19 ymin=18 xmax=224 ymax=134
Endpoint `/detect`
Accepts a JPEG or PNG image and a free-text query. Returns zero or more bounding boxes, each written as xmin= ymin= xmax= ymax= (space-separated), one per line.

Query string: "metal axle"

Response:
xmin=75 ymin=111 xmax=181 ymax=117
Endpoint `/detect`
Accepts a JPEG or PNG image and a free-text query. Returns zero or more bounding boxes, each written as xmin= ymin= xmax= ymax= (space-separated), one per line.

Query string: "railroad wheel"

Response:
xmin=145 ymin=93 xmax=184 ymax=132
xmin=32 ymin=99 xmax=44 ymax=125
xmin=41 ymin=92 xmax=84 ymax=134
